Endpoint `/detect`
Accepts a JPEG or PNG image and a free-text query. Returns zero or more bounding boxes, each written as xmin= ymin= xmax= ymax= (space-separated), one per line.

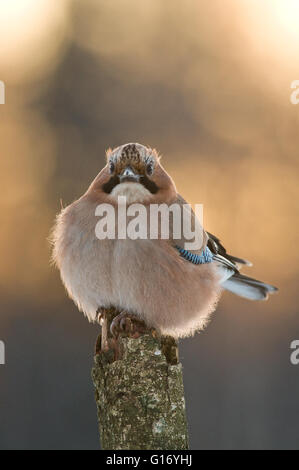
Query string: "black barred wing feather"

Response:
xmin=207 ymin=232 xmax=252 ymax=267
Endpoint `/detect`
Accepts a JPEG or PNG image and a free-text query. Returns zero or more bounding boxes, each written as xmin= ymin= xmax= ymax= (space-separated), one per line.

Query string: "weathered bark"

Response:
xmin=92 ymin=307 xmax=189 ymax=450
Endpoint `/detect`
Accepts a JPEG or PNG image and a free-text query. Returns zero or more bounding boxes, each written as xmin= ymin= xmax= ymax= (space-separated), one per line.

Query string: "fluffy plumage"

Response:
xmin=51 ymin=143 xmax=278 ymax=338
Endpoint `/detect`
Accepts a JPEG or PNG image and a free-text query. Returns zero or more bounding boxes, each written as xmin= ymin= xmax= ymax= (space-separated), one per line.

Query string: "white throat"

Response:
xmin=110 ymin=182 xmax=151 ymax=204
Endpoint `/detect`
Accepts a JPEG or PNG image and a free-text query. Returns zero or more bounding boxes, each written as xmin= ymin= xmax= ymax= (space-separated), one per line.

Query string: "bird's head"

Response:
xmin=90 ymin=143 xmax=177 ymax=204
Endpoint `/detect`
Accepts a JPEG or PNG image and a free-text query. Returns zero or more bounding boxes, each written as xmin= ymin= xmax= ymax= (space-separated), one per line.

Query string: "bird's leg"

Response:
xmin=96 ymin=307 xmax=109 ymax=352
xmin=110 ymin=311 xmax=147 ymax=338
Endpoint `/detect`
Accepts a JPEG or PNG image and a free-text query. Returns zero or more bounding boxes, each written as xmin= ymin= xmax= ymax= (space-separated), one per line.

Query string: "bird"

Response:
xmin=51 ymin=143 xmax=278 ymax=339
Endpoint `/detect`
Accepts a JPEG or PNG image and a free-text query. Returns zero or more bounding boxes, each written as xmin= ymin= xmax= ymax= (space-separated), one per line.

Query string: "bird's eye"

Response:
xmin=146 ymin=162 xmax=154 ymax=176
xmin=109 ymin=161 xmax=115 ymax=173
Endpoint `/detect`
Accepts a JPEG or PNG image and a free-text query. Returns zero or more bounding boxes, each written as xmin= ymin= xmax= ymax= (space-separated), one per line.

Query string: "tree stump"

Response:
xmin=92 ymin=307 xmax=189 ymax=450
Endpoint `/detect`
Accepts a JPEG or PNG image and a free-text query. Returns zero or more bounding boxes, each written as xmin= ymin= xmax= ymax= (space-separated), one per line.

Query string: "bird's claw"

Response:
xmin=96 ymin=307 xmax=105 ymax=324
xmin=96 ymin=307 xmax=110 ymax=352
xmin=110 ymin=311 xmax=146 ymax=338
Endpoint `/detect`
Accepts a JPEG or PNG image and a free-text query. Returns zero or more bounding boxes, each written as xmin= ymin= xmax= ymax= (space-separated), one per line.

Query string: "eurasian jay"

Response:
xmin=52 ymin=143 xmax=277 ymax=339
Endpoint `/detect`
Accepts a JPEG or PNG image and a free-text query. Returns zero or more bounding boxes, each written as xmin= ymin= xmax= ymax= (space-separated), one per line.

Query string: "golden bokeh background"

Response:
xmin=0 ymin=0 xmax=298 ymax=449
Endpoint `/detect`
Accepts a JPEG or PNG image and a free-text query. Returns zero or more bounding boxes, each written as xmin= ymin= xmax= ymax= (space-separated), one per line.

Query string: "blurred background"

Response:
xmin=0 ymin=0 xmax=299 ymax=449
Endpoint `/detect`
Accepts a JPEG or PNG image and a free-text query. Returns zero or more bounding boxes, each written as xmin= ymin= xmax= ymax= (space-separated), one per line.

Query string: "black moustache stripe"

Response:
xmin=102 ymin=175 xmax=120 ymax=193
xmin=139 ymin=176 xmax=159 ymax=194
xmin=102 ymin=175 xmax=159 ymax=194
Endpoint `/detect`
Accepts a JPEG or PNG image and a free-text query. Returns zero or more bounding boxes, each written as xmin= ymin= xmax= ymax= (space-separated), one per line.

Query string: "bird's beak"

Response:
xmin=120 ymin=166 xmax=140 ymax=183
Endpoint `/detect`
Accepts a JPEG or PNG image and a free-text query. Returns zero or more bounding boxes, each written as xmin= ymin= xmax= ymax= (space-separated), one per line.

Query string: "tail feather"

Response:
xmin=207 ymin=231 xmax=278 ymax=301
xmin=222 ymin=273 xmax=278 ymax=301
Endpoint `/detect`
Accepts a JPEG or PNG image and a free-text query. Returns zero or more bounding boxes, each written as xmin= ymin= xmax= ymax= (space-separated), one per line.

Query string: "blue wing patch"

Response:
xmin=176 ymin=245 xmax=214 ymax=265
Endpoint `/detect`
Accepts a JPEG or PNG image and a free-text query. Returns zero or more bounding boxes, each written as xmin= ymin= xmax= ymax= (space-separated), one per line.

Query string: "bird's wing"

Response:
xmin=170 ymin=197 xmax=249 ymax=272
xmin=207 ymin=231 xmax=252 ymax=267
xmin=169 ymin=194 xmax=208 ymax=255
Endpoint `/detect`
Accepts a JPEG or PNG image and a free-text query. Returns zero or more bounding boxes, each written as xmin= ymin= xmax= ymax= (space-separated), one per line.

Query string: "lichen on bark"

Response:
xmin=92 ymin=311 xmax=189 ymax=450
